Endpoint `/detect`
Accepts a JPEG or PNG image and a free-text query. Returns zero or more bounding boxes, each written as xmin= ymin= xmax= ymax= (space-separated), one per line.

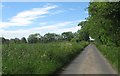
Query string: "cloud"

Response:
xmin=56 ymin=26 xmax=81 ymax=33
xmin=39 ymin=22 xmax=47 ymax=25
xmin=51 ymin=10 xmax=64 ymax=15
xmin=33 ymin=21 xmax=73 ymax=30
xmin=0 ymin=4 xmax=58 ymax=28
xmin=0 ymin=20 xmax=83 ymax=39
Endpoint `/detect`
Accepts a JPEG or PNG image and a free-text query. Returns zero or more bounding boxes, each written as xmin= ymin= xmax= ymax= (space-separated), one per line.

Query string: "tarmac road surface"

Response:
xmin=60 ymin=44 xmax=118 ymax=74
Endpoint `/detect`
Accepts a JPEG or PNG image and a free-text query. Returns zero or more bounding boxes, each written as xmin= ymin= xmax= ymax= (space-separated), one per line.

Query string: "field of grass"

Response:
xmin=2 ymin=41 xmax=88 ymax=74
xmin=96 ymin=44 xmax=120 ymax=73
xmin=0 ymin=44 xmax=2 ymax=75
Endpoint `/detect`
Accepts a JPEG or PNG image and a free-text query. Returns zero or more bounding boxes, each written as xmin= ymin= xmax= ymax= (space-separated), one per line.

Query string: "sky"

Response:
xmin=0 ymin=2 xmax=89 ymax=39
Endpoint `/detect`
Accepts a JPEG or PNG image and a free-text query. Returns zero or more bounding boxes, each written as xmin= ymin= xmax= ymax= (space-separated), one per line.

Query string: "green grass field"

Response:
xmin=0 ymin=44 xmax=2 ymax=75
xmin=2 ymin=41 xmax=88 ymax=74
xmin=96 ymin=44 xmax=120 ymax=73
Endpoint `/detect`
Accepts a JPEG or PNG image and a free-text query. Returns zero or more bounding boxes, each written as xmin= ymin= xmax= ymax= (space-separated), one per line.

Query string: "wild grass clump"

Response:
xmin=2 ymin=41 xmax=88 ymax=74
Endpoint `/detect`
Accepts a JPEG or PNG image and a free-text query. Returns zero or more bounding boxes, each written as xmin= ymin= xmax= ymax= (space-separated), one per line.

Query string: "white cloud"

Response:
xmin=56 ymin=26 xmax=81 ymax=33
xmin=0 ymin=4 xmax=58 ymax=28
xmin=51 ymin=10 xmax=64 ymax=15
xmin=0 ymin=20 xmax=83 ymax=39
xmin=33 ymin=21 xmax=73 ymax=30
xmin=39 ymin=22 xmax=47 ymax=25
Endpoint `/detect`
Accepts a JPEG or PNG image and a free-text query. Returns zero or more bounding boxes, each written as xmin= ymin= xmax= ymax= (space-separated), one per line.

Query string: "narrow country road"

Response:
xmin=60 ymin=44 xmax=118 ymax=74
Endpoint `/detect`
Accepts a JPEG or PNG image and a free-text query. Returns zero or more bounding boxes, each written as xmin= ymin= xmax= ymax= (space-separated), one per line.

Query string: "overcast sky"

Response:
xmin=0 ymin=2 xmax=89 ymax=39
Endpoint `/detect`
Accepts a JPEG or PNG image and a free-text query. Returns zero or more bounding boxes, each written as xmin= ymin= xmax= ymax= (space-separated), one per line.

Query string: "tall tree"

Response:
xmin=21 ymin=37 xmax=27 ymax=43
xmin=84 ymin=2 xmax=120 ymax=46
xmin=43 ymin=33 xmax=60 ymax=42
xmin=27 ymin=33 xmax=41 ymax=43
xmin=0 ymin=37 xmax=6 ymax=44
xmin=61 ymin=32 xmax=74 ymax=41
xmin=78 ymin=21 xmax=90 ymax=41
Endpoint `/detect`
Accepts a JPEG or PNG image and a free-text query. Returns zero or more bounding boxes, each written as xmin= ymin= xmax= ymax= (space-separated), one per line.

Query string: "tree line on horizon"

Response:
xmin=0 ymin=31 xmax=90 ymax=44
